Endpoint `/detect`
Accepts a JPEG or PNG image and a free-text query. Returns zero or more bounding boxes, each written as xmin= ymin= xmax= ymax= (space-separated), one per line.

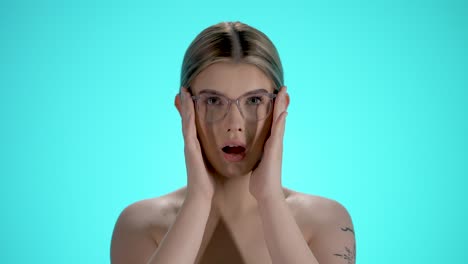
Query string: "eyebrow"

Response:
xmin=198 ymin=88 xmax=269 ymax=96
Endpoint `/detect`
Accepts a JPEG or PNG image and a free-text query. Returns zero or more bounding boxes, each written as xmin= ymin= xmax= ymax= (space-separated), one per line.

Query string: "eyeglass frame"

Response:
xmin=187 ymin=86 xmax=278 ymax=123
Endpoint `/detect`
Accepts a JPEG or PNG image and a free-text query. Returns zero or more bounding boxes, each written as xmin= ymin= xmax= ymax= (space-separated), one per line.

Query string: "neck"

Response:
xmin=211 ymin=171 xmax=258 ymax=218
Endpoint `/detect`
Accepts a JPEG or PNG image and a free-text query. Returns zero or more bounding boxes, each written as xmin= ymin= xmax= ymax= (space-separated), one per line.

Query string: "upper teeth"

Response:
xmin=228 ymin=145 xmax=238 ymax=147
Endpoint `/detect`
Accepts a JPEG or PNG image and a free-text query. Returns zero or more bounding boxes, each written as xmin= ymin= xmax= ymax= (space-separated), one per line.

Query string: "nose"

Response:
xmin=225 ymin=103 xmax=244 ymax=132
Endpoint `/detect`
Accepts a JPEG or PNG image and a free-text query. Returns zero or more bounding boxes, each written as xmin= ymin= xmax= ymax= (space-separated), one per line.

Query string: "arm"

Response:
xmin=110 ymin=194 xmax=211 ymax=264
xmin=257 ymin=196 xmax=356 ymax=264
xmin=257 ymin=195 xmax=320 ymax=264
xmin=146 ymin=194 xmax=212 ymax=264
xmin=250 ymin=86 xmax=318 ymax=263
xmin=250 ymin=86 xmax=356 ymax=263
xmin=307 ymin=200 xmax=356 ymax=264
xmin=114 ymin=88 xmax=216 ymax=264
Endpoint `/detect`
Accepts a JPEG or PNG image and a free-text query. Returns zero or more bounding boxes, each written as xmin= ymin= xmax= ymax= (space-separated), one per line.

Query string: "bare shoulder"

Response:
xmin=283 ymin=187 xmax=356 ymax=263
xmin=283 ymin=187 xmax=354 ymax=243
xmin=122 ymin=187 xmax=186 ymax=240
xmin=110 ymin=188 xmax=187 ymax=263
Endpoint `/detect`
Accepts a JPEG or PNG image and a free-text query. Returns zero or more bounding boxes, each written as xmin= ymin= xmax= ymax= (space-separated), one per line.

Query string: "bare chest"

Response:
xmin=195 ymin=214 xmax=272 ymax=264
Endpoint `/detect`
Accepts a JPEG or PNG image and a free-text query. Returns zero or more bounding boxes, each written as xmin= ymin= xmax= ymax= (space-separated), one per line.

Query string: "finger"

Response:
xmin=267 ymin=86 xmax=288 ymax=150
xmin=264 ymin=110 xmax=287 ymax=160
xmin=187 ymin=91 xmax=198 ymax=137
xmin=271 ymin=110 xmax=288 ymax=145
xmin=180 ymin=87 xmax=188 ymax=137
xmin=273 ymin=86 xmax=288 ymax=124
xmin=181 ymin=87 xmax=196 ymax=143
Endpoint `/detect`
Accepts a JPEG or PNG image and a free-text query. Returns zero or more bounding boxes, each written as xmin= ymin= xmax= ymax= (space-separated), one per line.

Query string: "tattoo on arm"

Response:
xmin=340 ymin=227 xmax=354 ymax=235
xmin=333 ymin=226 xmax=356 ymax=263
xmin=333 ymin=245 xmax=355 ymax=264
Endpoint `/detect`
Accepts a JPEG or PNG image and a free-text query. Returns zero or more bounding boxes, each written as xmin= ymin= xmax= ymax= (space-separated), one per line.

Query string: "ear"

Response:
xmin=174 ymin=92 xmax=182 ymax=117
xmin=285 ymin=92 xmax=290 ymax=109
xmin=281 ymin=86 xmax=290 ymax=110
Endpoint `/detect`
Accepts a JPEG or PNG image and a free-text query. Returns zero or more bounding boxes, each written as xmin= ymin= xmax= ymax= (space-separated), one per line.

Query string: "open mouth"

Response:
xmin=222 ymin=146 xmax=246 ymax=154
xmin=221 ymin=145 xmax=246 ymax=162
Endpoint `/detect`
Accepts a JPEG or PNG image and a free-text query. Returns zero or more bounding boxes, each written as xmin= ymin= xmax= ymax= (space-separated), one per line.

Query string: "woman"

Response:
xmin=111 ymin=21 xmax=356 ymax=264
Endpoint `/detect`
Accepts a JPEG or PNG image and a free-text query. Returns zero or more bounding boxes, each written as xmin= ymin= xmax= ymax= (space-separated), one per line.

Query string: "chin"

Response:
xmin=221 ymin=167 xmax=249 ymax=178
xmin=211 ymin=156 xmax=260 ymax=179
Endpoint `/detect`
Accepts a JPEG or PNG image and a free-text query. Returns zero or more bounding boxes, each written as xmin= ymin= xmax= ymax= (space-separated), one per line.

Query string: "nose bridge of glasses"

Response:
xmin=225 ymin=98 xmax=244 ymax=118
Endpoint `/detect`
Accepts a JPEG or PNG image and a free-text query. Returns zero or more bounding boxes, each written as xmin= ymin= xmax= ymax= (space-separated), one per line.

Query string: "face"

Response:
xmin=189 ymin=62 xmax=275 ymax=178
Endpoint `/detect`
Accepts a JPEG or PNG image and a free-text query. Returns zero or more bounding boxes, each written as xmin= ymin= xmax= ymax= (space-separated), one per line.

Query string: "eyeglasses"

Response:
xmin=190 ymin=90 xmax=277 ymax=123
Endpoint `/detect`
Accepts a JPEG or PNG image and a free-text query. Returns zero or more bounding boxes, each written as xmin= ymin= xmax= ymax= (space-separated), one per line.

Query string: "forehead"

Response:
xmin=190 ymin=62 xmax=275 ymax=96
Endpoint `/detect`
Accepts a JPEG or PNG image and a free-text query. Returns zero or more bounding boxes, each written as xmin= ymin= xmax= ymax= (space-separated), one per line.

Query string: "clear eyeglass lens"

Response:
xmin=196 ymin=94 xmax=272 ymax=122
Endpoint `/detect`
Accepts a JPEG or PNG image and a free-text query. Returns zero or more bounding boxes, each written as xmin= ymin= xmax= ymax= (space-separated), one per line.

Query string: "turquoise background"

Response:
xmin=1 ymin=0 xmax=466 ymax=263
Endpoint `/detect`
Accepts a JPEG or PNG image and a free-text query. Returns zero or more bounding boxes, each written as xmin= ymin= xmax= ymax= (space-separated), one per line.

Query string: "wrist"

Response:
xmin=185 ymin=189 xmax=214 ymax=203
xmin=253 ymin=188 xmax=285 ymax=204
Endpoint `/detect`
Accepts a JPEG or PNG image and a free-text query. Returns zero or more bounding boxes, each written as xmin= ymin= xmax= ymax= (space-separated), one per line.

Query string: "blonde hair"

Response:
xmin=180 ymin=21 xmax=284 ymax=92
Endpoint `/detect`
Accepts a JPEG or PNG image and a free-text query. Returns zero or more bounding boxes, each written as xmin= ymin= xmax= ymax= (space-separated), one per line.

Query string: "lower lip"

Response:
xmin=223 ymin=152 xmax=246 ymax=162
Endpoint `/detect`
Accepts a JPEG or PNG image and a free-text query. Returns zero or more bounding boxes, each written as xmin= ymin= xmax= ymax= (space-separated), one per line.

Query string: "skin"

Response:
xmin=188 ymin=61 xmax=288 ymax=211
xmin=110 ymin=62 xmax=356 ymax=264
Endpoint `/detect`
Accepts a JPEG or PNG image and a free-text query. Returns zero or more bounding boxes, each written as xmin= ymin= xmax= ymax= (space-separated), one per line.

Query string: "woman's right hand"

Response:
xmin=179 ymin=87 xmax=216 ymax=201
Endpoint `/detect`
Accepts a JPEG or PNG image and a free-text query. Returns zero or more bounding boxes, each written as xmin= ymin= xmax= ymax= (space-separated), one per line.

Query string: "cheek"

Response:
xmin=257 ymin=116 xmax=273 ymax=138
xmin=194 ymin=117 xmax=220 ymax=153
xmin=247 ymin=118 xmax=272 ymax=151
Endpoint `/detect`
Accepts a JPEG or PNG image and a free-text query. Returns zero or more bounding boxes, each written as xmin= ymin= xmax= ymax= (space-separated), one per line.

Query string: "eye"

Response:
xmin=246 ymin=96 xmax=263 ymax=105
xmin=206 ymin=96 xmax=222 ymax=105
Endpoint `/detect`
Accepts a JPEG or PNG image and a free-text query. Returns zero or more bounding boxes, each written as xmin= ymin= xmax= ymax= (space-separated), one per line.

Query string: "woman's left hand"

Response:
xmin=249 ymin=86 xmax=290 ymax=201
